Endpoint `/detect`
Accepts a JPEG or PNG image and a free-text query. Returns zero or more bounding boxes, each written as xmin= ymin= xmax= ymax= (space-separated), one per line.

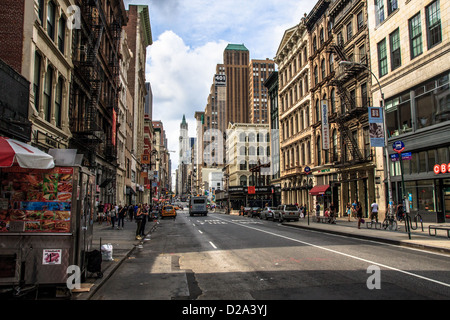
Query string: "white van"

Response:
xmin=189 ymin=196 xmax=208 ymax=216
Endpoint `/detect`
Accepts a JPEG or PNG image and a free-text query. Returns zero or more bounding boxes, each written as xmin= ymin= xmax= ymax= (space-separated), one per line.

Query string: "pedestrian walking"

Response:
xmin=117 ymin=204 xmax=126 ymax=229
xmin=139 ymin=204 xmax=149 ymax=237
xmin=329 ymin=203 xmax=336 ymax=224
xmin=346 ymin=203 xmax=352 ymax=221
xmin=356 ymin=201 xmax=363 ymax=229
xmin=370 ymin=201 xmax=379 ymax=223
xmin=315 ymin=202 xmax=320 ymax=222
xmin=127 ymin=203 xmax=134 ymax=221
xmin=135 ymin=204 xmax=143 ymax=240
xmin=105 ymin=203 xmax=111 ymax=225
xmin=97 ymin=201 xmax=104 ymax=225
xmin=110 ymin=203 xmax=118 ymax=229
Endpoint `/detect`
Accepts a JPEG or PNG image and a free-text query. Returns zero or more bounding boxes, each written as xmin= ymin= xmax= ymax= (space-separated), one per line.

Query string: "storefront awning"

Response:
xmin=309 ymin=184 xmax=330 ymax=196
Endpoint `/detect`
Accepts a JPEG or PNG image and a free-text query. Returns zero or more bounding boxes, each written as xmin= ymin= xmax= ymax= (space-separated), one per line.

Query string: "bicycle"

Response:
xmin=382 ymin=214 xmax=398 ymax=231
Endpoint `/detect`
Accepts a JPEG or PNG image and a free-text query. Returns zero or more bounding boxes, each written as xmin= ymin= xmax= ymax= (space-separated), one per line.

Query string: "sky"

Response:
xmin=123 ymin=0 xmax=316 ymax=180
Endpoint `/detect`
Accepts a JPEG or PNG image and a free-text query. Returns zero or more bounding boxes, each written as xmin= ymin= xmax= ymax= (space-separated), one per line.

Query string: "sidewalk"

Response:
xmin=71 ymin=217 xmax=159 ymax=300
xmin=282 ymin=216 xmax=450 ymax=254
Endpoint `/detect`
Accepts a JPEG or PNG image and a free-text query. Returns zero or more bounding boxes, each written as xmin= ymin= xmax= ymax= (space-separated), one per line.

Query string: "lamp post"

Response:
xmin=339 ymin=61 xmax=394 ymax=218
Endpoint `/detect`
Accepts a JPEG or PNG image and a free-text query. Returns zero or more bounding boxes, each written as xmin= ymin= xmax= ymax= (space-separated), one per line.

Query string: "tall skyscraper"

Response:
xmin=224 ymin=44 xmax=250 ymax=124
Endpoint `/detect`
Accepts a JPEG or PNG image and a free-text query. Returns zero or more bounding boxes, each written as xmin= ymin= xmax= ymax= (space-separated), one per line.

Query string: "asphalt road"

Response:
xmin=91 ymin=210 xmax=450 ymax=300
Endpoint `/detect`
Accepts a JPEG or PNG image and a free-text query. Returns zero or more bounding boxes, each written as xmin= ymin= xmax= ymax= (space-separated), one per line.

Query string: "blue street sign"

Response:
xmin=393 ymin=140 xmax=405 ymax=153
xmin=304 ymin=166 xmax=311 ymax=174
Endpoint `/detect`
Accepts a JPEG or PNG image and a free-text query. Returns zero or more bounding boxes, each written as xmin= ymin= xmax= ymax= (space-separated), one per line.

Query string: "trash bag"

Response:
xmin=101 ymin=243 xmax=113 ymax=261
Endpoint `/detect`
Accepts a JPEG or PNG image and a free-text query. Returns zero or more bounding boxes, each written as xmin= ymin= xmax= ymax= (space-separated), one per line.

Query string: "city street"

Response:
xmin=91 ymin=210 xmax=450 ymax=300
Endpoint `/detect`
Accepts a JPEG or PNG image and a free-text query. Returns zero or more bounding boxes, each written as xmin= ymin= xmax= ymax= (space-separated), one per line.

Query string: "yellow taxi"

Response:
xmin=161 ymin=205 xmax=177 ymax=219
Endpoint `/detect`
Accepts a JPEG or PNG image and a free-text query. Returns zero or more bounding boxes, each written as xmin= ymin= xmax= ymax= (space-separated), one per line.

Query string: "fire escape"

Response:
xmin=328 ymin=37 xmax=368 ymax=165
xmin=70 ymin=0 xmax=123 ymax=203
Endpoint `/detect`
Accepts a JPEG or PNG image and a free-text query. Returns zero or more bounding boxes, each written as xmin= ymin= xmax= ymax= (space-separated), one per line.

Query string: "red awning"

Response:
xmin=309 ymin=185 xmax=330 ymax=196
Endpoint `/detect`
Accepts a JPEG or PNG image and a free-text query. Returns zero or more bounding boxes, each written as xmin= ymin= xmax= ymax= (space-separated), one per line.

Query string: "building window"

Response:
xmin=55 ymin=77 xmax=63 ymax=128
xmin=346 ymin=21 xmax=353 ymax=41
xmin=409 ymin=13 xmax=423 ymax=59
xmin=357 ymin=11 xmax=364 ymax=30
xmin=361 ymin=83 xmax=368 ymax=107
xmin=38 ymin=0 xmax=44 ymax=24
xmin=331 ymin=89 xmax=336 ymax=113
xmin=58 ymin=16 xmax=66 ymax=54
xmin=375 ymin=0 xmax=385 ymax=25
xmin=390 ymin=28 xmax=401 ymax=70
xmin=43 ymin=66 xmax=53 ymax=123
xmin=321 ymin=59 xmax=326 ymax=80
xmin=47 ymin=0 xmax=56 ymax=40
xmin=314 ymin=66 xmax=318 ymax=86
xmin=350 ymin=89 xmax=356 ymax=109
xmin=388 ymin=0 xmax=398 ymax=16
xmin=315 ymin=99 xmax=320 ymax=123
xmin=415 ymin=72 xmax=450 ymax=129
xmin=329 ymin=53 xmax=334 ymax=73
xmin=363 ymin=127 xmax=371 ymax=158
xmin=377 ymin=38 xmax=388 ymax=77
xmin=316 ymin=136 xmax=321 ymax=166
xmin=426 ymin=0 xmax=442 ymax=49
xmin=33 ymin=52 xmax=42 ymax=111
xmin=313 ymin=36 xmax=317 ymax=53
xmin=386 ymin=92 xmax=412 ymax=137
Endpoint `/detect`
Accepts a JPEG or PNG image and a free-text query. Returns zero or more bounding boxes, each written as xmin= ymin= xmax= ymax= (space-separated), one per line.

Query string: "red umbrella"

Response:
xmin=0 ymin=136 xmax=55 ymax=169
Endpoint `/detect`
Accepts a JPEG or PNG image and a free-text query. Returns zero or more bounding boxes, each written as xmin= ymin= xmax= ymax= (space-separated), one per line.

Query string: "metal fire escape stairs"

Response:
xmin=328 ymin=39 xmax=366 ymax=164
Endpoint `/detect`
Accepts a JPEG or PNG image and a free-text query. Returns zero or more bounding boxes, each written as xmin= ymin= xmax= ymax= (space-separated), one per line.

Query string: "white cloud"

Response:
xmin=146 ymin=31 xmax=227 ymax=168
xmin=139 ymin=0 xmax=316 ymax=175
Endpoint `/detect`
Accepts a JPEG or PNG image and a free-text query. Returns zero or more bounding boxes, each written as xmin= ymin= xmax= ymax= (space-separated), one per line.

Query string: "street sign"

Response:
xmin=393 ymin=140 xmax=405 ymax=153
xmin=390 ymin=152 xmax=412 ymax=162
xmin=304 ymin=166 xmax=311 ymax=175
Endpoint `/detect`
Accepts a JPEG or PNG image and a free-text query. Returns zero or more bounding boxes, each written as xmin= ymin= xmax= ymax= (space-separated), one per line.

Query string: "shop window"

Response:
xmin=415 ymin=73 xmax=450 ymax=129
xmin=419 ymin=151 xmax=427 ymax=173
xmin=437 ymin=147 xmax=449 ymax=163
xmin=386 ymin=93 xmax=412 ymax=137
xmin=427 ymin=149 xmax=436 ymax=172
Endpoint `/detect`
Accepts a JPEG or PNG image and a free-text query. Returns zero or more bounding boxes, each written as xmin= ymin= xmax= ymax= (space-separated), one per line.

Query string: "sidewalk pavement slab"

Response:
xmin=71 ymin=218 xmax=158 ymax=300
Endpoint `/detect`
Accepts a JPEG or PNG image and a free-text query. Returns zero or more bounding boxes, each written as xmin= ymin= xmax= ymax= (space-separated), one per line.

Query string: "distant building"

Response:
xmin=248 ymin=59 xmax=275 ymax=124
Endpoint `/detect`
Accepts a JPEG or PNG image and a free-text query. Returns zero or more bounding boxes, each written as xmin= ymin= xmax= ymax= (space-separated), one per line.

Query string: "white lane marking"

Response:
xmin=209 ymin=241 xmax=217 ymax=249
xmin=198 ymin=230 xmax=203 ymax=234
xmin=214 ymin=215 xmax=450 ymax=288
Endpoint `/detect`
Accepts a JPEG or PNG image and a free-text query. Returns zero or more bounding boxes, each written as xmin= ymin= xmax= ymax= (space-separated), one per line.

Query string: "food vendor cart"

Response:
xmin=0 ymin=141 xmax=95 ymax=297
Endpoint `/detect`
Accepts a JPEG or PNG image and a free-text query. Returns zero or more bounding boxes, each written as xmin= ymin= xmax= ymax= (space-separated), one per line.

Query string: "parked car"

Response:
xmin=260 ymin=207 xmax=276 ymax=220
xmin=250 ymin=207 xmax=262 ymax=218
xmin=242 ymin=207 xmax=252 ymax=216
xmin=274 ymin=205 xmax=300 ymax=222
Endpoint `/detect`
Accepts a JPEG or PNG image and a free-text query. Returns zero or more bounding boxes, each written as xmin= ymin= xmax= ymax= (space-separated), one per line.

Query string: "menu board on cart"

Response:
xmin=0 ymin=167 xmax=73 ymax=233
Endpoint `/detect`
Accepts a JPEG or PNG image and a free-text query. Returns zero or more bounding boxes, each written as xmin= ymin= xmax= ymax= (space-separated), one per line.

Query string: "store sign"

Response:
xmin=434 ymin=163 xmax=450 ymax=174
